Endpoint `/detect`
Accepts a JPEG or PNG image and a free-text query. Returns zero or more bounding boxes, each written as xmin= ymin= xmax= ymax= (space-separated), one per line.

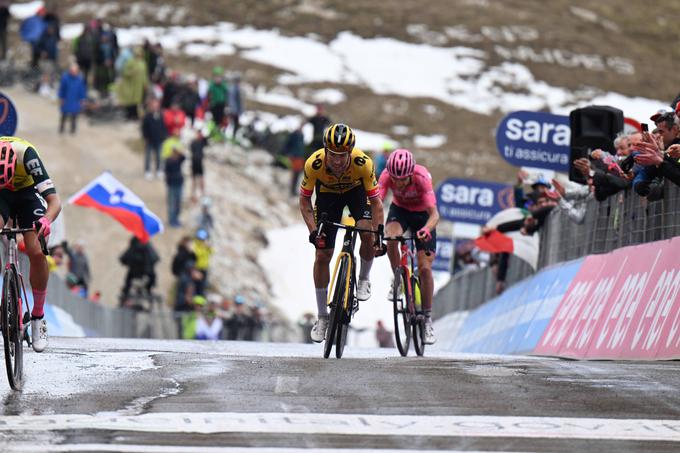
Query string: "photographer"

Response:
xmin=631 ymin=108 xmax=680 ymax=200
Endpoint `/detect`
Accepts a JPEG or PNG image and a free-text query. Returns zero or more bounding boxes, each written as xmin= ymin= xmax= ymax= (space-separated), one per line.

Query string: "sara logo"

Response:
xmin=496 ymin=110 xmax=571 ymax=172
xmin=0 ymin=92 xmax=18 ymax=136
xmin=436 ymin=178 xmax=513 ymax=225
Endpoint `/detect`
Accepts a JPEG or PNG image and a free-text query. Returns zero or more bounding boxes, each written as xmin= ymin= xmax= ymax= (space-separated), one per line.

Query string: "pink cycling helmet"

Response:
xmin=0 ymin=141 xmax=17 ymax=189
xmin=386 ymin=148 xmax=415 ymax=178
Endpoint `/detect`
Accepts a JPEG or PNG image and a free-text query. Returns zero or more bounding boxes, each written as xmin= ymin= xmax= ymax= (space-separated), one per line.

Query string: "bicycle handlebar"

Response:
xmin=0 ymin=227 xmax=49 ymax=256
xmin=382 ymin=234 xmax=432 ymax=257
xmin=317 ymin=213 xmax=384 ymax=237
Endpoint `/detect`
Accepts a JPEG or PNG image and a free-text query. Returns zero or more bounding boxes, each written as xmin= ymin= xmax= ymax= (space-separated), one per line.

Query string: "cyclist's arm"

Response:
xmin=299 ymin=195 xmax=316 ymax=233
xmin=42 ymin=192 xmax=62 ymax=224
xmin=23 ymin=147 xmax=57 ymax=197
xmin=369 ymin=195 xmax=384 ymax=228
xmin=422 ymin=204 xmax=439 ymax=233
xmin=23 ymin=147 xmax=62 ymax=223
xmin=377 ymin=168 xmax=390 ymax=201
xmin=299 ymin=155 xmax=319 ymax=233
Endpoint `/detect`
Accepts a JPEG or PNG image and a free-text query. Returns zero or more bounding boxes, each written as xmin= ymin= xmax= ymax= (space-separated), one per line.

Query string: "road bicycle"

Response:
xmin=1 ymin=225 xmax=47 ymax=390
xmin=384 ymin=235 xmax=426 ymax=357
xmin=317 ymin=214 xmax=383 ymax=359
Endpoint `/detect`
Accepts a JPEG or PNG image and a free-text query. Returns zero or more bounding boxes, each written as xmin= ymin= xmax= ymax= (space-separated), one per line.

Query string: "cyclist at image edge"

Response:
xmin=378 ymin=149 xmax=439 ymax=344
xmin=0 ymin=137 xmax=62 ymax=352
xmin=299 ymin=123 xmax=385 ymax=343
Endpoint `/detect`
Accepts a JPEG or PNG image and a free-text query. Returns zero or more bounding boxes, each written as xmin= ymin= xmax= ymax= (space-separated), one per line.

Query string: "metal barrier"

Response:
xmin=435 ymin=183 xmax=680 ymax=315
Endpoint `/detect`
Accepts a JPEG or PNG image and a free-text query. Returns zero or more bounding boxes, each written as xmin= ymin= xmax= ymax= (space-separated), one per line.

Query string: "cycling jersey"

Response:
xmin=378 ymin=165 xmax=435 ymax=211
xmin=0 ymin=136 xmax=56 ymax=196
xmin=300 ymin=148 xmax=379 ymax=198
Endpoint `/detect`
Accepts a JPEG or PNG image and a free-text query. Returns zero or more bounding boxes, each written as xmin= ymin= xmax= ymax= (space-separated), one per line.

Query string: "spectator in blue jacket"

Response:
xmin=58 ymin=63 xmax=87 ymax=134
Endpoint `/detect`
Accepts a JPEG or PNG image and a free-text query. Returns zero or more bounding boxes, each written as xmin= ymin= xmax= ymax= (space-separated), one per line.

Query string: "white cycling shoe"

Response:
xmin=424 ymin=319 xmax=436 ymax=345
xmin=310 ymin=317 xmax=328 ymax=343
xmin=357 ymin=279 xmax=371 ymax=301
xmin=31 ymin=317 xmax=48 ymax=352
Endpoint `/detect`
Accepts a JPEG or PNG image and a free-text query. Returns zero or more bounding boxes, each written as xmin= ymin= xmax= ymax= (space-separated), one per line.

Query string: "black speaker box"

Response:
xmin=568 ymin=106 xmax=624 ymax=184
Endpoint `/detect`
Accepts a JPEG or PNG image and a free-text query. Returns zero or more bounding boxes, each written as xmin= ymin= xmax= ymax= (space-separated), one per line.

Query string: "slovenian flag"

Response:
xmin=474 ymin=207 xmax=539 ymax=270
xmin=68 ymin=172 xmax=163 ymax=243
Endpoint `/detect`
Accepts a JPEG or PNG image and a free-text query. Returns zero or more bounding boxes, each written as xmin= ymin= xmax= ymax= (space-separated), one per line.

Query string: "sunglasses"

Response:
xmin=325 ymin=148 xmax=349 ymax=157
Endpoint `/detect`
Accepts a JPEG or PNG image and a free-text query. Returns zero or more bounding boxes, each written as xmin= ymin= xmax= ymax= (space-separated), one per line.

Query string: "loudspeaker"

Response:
xmin=568 ymin=106 xmax=624 ymax=183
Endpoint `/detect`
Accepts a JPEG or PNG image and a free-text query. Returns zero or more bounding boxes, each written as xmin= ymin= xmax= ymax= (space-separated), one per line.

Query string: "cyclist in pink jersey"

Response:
xmin=378 ymin=149 xmax=439 ymax=344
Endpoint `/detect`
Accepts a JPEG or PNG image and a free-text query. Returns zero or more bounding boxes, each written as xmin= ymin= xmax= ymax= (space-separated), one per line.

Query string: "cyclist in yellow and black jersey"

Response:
xmin=0 ymin=137 xmax=62 ymax=353
xmin=299 ymin=123 xmax=384 ymax=342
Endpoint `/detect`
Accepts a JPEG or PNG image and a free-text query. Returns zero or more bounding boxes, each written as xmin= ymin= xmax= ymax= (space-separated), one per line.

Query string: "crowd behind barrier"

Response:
xmin=436 ymin=183 xmax=680 ymax=316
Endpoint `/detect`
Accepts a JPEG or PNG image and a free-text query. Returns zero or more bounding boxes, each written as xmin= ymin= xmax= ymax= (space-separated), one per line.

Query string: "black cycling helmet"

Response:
xmin=323 ymin=123 xmax=356 ymax=153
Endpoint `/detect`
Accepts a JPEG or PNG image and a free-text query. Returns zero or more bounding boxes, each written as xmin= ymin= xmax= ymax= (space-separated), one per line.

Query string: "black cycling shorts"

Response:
xmin=386 ymin=203 xmax=436 ymax=252
xmin=314 ymin=185 xmax=372 ymax=249
xmin=0 ymin=187 xmax=48 ymax=229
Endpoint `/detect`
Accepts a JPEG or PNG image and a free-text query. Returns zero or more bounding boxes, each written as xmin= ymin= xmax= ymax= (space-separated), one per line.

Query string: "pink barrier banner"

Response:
xmin=534 ymin=237 xmax=680 ymax=360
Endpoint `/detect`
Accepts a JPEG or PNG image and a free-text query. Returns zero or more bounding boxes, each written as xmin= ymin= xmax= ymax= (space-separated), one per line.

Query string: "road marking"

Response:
xmin=4 ymin=445 xmax=519 ymax=453
xmin=1 ymin=412 xmax=680 ymax=442
xmin=274 ymin=376 xmax=300 ymax=394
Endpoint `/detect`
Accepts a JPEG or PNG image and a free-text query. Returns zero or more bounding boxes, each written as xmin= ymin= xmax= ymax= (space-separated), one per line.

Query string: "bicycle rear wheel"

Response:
xmin=412 ymin=279 xmax=425 ymax=357
xmin=392 ymin=267 xmax=411 ymax=357
xmin=324 ymin=255 xmax=350 ymax=359
xmin=2 ymin=267 xmax=23 ymax=390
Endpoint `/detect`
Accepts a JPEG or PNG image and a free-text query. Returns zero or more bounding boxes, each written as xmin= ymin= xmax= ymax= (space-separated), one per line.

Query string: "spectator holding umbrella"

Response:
xmin=20 ymin=6 xmax=47 ymax=68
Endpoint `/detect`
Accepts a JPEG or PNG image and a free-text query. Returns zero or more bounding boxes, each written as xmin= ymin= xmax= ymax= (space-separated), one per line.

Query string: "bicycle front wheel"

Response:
xmin=336 ymin=273 xmax=354 ymax=359
xmin=412 ymin=280 xmax=425 ymax=357
xmin=2 ymin=267 xmax=23 ymax=390
xmin=392 ymin=267 xmax=411 ymax=357
xmin=325 ymin=255 xmax=350 ymax=359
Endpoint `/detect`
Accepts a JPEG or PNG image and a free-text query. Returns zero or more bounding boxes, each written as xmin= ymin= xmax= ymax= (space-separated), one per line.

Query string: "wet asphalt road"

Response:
xmin=1 ymin=338 xmax=680 ymax=452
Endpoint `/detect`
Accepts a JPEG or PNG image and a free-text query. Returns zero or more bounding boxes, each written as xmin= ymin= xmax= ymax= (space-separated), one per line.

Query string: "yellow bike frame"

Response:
xmin=327 ymin=251 xmax=353 ymax=311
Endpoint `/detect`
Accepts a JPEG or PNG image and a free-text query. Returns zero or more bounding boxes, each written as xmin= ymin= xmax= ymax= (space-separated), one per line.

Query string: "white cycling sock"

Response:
xmin=315 ymin=288 xmax=328 ymax=318
xmin=359 ymin=258 xmax=373 ymax=280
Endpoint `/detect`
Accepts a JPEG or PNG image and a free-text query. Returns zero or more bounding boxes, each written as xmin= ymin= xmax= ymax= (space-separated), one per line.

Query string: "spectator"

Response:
xmin=171 ymin=235 xmax=197 ymax=311
xmin=195 ymin=299 xmax=223 ymax=340
xmin=551 ymin=178 xmax=592 ymax=224
xmin=65 ymin=239 xmax=91 ymax=296
xmin=228 ymin=73 xmax=243 ymax=139
xmin=161 ymin=70 xmax=181 ymax=110
xmin=179 ymin=75 xmax=201 ymax=125
xmin=119 ymin=236 xmax=159 ymax=307
xmin=0 ymin=1 xmax=9 ymax=60
xmin=197 ymin=196 xmax=214 ymax=233
xmin=141 ymin=98 xmax=167 ymax=180
xmin=298 ymin=312 xmax=314 ymax=343
xmin=307 ymin=104 xmax=330 ymax=156
xmin=20 ymin=7 xmax=47 ymax=68
xmin=58 ymin=63 xmax=87 ymax=134
xmin=163 ymin=100 xmax=187 ymax=137
xmin=116 ymin=46 xmax=148 ymax=120
xmin=94 ymin=24 xmax=117 ymax=97
xmin=190 ymin=128 xmax=208 ymax=201
xmin=192 ymin=228 xmax=212 ymax=295
xmin=207 ymin=66 xmax=228 ymax=129
xmin=280 ymin=121 xmax=305 ymax=196
xmin=373 ymin=145 xmax=390 ymax=181
xmin=225 ymin=295 xmax=249 ymax=340
xmin=164 ymin=144 xmax=186 ymax=228
xmin=74 ymin=21 xmax=98 ymax=85
xmin=376 ymin=320 xmax=395 ymax=348
xmin=632 ymin=108 xmax=680 ymax=200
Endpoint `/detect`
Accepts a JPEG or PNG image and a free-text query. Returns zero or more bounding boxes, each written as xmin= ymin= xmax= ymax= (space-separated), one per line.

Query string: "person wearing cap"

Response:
xmin=631 ymin=107 xmax=680 ymax=199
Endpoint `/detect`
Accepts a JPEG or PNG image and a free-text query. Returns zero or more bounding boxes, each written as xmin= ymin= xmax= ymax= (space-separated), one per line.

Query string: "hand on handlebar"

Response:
xmin=309 ymin=229 xmax=327 ymax=249
xmin=416 ymin=227 xmax=431 ymax=242
xmin=35 ymin=217 xmax=51 ymax=238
